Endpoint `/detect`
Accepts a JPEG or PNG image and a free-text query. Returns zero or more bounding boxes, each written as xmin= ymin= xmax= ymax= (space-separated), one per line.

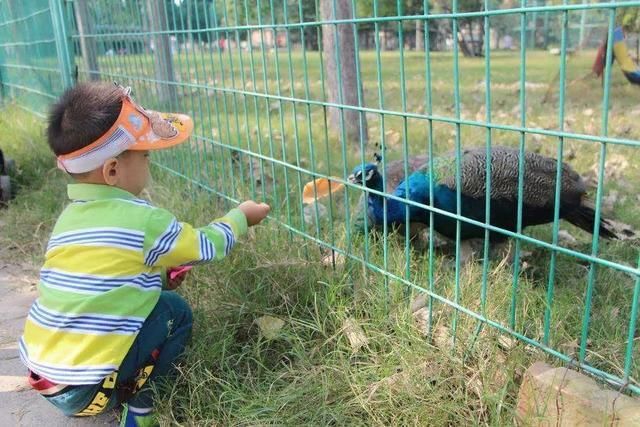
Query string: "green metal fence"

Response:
xmin=0 ymin=1 xmax=70 ymax=116
xmin=1 ymin=0 xmax=639 ymax=395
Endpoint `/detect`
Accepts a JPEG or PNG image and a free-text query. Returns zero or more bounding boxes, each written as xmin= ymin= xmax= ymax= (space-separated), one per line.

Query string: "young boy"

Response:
xmin=18 ymin=82 xmax=270 ymax=426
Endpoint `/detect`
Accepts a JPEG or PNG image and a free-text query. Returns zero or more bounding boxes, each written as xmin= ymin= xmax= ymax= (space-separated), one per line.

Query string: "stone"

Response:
xmin=516 ymin=362 xmax=640 ymax=426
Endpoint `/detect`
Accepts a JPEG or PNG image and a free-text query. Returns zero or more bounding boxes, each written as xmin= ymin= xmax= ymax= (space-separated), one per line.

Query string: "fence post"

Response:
xmin=49 ymin=0 xmax=74 ymax=89
xmin=74 ymin=0 xmax=99 ymax=80
xmin=145 ymin=0 xmax=176 ymax=108
xmin=0 ymin=13 xmax=4 ymax=104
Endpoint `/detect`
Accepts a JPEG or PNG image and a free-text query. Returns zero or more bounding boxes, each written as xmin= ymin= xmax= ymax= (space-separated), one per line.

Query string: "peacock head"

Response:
xmin=349 ymin=153 xmax=383 ymax=188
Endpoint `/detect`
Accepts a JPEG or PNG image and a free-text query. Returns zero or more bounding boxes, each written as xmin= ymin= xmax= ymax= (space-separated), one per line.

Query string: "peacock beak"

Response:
xmin=348 ymin=174 xmax=357 ymax=184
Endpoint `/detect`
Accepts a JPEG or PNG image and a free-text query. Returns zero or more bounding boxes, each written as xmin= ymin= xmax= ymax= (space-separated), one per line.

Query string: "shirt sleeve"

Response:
xmin=143 ymin=207 xmax=248 ymax=268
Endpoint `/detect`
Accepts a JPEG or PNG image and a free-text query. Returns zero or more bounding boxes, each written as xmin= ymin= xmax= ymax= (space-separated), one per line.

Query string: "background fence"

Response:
xmin=1 ymin=0 xmax=639 ymax=396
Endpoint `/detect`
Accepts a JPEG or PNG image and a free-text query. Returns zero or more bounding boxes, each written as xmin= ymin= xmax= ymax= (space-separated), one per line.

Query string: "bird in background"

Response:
xmin=349 ymin=146 xmax=635 ymax=243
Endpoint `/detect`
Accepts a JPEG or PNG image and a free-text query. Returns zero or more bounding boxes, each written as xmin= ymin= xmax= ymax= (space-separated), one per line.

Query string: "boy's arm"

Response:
xmin=143 ymin=207 xmax=248 ymax=268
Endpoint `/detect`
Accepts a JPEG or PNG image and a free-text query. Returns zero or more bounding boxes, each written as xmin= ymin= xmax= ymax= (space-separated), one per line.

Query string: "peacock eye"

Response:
xmin=365 ymin=169 xmax=375 ymax=181
xmin=355 ymin=171 xmax=362 ymax=179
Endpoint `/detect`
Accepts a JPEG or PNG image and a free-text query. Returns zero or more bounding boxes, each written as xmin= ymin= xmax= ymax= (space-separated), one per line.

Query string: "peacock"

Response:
xmin=349 ymin=153 xmax=428 ymax=235
xmin=349 ymin=146 xmax=634 ymax=242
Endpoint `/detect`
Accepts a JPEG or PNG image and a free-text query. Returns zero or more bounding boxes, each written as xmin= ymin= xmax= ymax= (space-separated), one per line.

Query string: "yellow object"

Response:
xmin=302 ymin=177 xmax=344 ymax=204
xmin=613 ymin=40 xmax=637 ymax=73
xmin=74 ymin=372 xmax=118 ymax=416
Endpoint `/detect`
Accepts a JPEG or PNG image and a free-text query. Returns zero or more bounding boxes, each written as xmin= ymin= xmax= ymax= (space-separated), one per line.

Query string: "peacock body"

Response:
xmin=350 ymin=146 xmax=630 ymax=241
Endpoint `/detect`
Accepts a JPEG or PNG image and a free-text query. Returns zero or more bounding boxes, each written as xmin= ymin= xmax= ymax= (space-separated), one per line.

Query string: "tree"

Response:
xmin=403 ymin=0 xmax=426 ymax=51
xmin=146 ymin=0 xmax=177 ymax=107
xmin=618 ymin=8 xmax=640 ymax=33
xmin=73 ymin=0 xmax=100 ymax=80
xmin=431 ymin=0 xmax=484 ymax=57
xmin=208 ymin=0 xmax=318 ymax=48
xmin=320 ymin=0 xmax=368 ymax=146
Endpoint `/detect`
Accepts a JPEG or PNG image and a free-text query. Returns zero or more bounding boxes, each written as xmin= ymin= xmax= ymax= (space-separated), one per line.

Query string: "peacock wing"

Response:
xmin=381 ymin=154 xmax=430 ymax=192
xmin=439 ymin=146 xmax=586 ymax=208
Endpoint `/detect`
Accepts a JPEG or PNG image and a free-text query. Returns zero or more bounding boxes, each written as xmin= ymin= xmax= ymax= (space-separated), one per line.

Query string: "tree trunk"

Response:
xmin=186 ymin=0 xmax=193 ymax=49
xmin=457 ymin=19 xmax=483 ymax=57
xmin=74 ymin=0 xmax=100 ymax=80
xmin=415 ymin=20 xmax=424 ymax=51
xmin=379 ymin=29 xmax=387 ymax=51
xmin=457 ymin=24 xmax=473 ymax=57
xmin=491 ymin=27 xmax=500 ymax=50
xmin=146 ymin=0 xmax=176 ymax=108
xmin=468 ymin=20 xmax=479 ymax=56
xmin=320 ymin=0 xmax=368 ymax=146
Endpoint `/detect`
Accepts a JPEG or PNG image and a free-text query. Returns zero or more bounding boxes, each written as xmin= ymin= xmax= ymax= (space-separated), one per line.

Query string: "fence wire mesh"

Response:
xmin=1 ymin=0 xmax=639 ymax=395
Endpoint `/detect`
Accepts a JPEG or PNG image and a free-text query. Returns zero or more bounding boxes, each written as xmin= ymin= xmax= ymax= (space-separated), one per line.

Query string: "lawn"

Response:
xmin=1 ymin=48 xmax=638 ymax=425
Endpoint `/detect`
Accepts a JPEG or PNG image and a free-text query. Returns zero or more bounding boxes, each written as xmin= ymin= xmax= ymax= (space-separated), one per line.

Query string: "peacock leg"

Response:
xmin=459 ymin=239 xmax=481 ymax=265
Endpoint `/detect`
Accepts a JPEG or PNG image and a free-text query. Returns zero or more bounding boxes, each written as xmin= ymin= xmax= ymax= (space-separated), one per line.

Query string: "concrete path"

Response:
xmin=0 ymin=261 xmax=117 ymax=426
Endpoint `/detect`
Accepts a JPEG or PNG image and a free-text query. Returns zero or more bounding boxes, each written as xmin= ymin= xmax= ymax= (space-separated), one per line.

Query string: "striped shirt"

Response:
xmin=19 ymin=183 xmax=247 ymax=385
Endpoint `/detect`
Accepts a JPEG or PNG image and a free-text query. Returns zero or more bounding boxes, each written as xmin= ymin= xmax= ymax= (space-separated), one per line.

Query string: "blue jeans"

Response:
xmin=45 ymin=291 xmax=193 ymax=416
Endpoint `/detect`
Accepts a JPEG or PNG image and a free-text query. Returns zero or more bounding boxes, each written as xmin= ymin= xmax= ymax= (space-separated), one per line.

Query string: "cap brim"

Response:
xmin=128 ymin=112 xmax=194 ymax=151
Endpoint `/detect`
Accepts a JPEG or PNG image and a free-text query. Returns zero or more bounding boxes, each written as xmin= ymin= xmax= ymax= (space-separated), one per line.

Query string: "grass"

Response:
xmin=1 ymin=47 xmax=639 ymax=425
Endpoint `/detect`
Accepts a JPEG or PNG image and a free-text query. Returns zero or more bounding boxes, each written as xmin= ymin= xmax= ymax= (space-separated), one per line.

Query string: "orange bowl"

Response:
xmin=302 ymin=177 xmax=345 ymax=204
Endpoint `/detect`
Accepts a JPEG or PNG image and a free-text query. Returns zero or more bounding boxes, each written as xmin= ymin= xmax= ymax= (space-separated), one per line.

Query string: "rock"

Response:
xmin=320 ymin=251 xmax=345 ymax=267
xmin=303 ymin=202 xmax=328 ymax=225
xmin=601 ymin=190 xmax=619 ymax=213
xmin=343 ymin=318 xmax=368 ymax=351
xmin=498 ymin=335 xmax=518 ymax=351
xmin=255 ymin=315 xmax=285 ymax=340
xmin=411 ymin=294 xmax=427 ymax=314
xmin=459 ymin=240 xmax=477 ymax=265
xmin=412 ymin=307 xmax=429 ymax=337
xmin=558 ymin=229 xmax=578 ymax=246
xmin=516 ymin=362 xmax=640 ymax=425
xmin=433 ymin=325 xmax=452 ymax=349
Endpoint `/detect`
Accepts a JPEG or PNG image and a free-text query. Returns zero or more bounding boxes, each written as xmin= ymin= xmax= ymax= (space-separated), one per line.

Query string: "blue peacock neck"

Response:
xmin=366 ymin=172 xmax=413 ymax=224
xmin=368 ymin=170 xmax=441 ymax=226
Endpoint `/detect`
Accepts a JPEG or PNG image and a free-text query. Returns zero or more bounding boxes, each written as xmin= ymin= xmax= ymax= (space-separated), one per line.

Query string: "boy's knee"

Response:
xmin=157 ymin=291 xmax=193 ymax=328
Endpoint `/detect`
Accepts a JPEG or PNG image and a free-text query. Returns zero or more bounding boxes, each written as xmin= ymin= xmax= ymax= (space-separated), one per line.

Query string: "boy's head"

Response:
xmin=47 ymin=82 xmax=123 ymax=157
xmin=48 ymin=82 xmax=193 ymax=195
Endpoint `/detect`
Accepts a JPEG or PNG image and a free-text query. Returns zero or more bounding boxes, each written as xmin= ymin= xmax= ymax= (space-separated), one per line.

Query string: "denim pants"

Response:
xmin=44 ymin=291 xmax=193 ymax=416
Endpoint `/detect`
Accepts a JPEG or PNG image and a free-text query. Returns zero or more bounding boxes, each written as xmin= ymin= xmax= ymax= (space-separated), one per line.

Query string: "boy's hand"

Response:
xmin=166 ymin=273 xmax=187 ymax=290
xmin=166 ymin=266 xmax=192 ymax=290
xmin=238 ymin=201 xmax=270 ymax=226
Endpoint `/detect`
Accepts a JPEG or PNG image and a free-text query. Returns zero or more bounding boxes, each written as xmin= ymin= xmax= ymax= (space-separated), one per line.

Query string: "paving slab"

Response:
xmin=517 ymin=361 xmax=640 ymax=426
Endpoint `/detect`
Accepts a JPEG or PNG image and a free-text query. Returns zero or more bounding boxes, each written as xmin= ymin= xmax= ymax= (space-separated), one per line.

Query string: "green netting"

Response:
xmin=0 ymin=0 xmax=70 ymax=116
xmin=1 ymin=0 xmax=638 ymax=395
